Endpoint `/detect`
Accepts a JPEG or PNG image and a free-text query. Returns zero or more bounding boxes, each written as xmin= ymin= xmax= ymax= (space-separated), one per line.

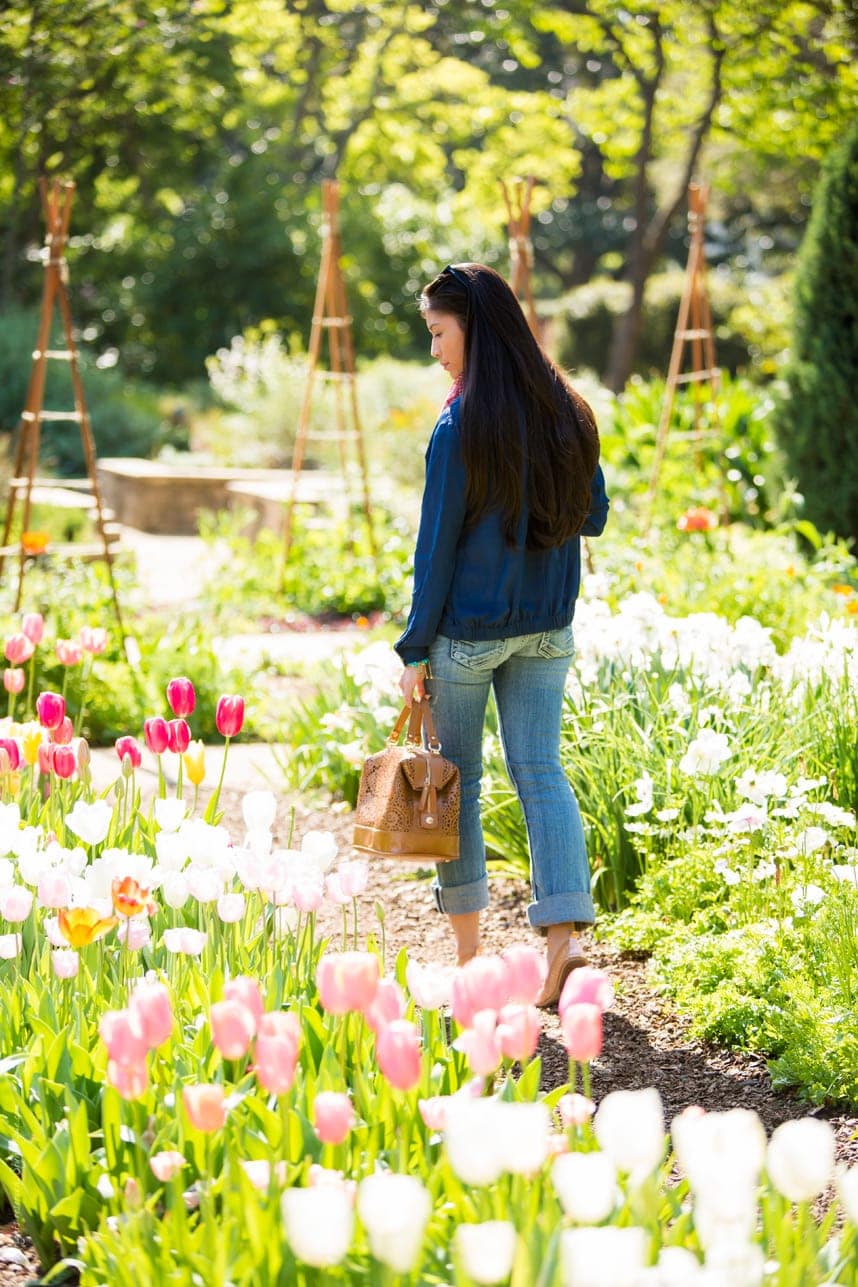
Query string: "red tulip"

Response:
xmin=143 ymin=716 xmax=169 ymax=755
xmin=36 ymin=691 xmax=66 ymax=731
xmin=0 ymin=738 xmax=21 ymax=771
xmin=52 ymin=745 xmax=77 ymax=779
xmin=166 ymin=676 xmax=195 ymax=718
xmin=166 ymin=718 xmax=190 ymax=754
xmin=215 ymin=695 xmax=245 ymax=738
xmin=4 ymin=633 xmax=35 ymax=665
xmin=3 ymin=669 xmax=25 ymax=695
xmin=115 ymin=735 xmax=143 ymax=767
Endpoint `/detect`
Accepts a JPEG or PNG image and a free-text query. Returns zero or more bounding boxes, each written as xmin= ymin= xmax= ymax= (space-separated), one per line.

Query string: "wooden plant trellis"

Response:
xmin=646 ymin=180 xmax=722 ymax=527
xmin=501 ymin=175 xmax=540 ymax=337
xmin=281 ymin=179 xmax=375 ymax=579
xmin=0 ymin=177 xmax=127 ymax=640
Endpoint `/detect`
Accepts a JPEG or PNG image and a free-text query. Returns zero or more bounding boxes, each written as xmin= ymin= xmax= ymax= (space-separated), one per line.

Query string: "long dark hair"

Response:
xmin=421 ymin=263 xmax=599 ymax=549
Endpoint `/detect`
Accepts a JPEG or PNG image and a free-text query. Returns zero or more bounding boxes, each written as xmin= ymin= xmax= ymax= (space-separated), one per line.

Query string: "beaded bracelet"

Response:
xmin=406 ymin=659 xmax=428 ymax=668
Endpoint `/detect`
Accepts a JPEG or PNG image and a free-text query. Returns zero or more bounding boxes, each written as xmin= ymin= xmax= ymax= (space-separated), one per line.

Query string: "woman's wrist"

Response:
xmin=406 ymin=659 xmax=429 ymax=668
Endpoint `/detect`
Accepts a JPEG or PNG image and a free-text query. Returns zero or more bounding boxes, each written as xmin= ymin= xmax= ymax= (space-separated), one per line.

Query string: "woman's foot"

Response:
xmin=537 ymin=924 xmax=587 ymax=1007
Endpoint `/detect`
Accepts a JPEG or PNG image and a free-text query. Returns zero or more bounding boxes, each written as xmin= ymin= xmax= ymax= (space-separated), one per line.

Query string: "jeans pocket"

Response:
xmin=537 ymin=624 xmax=575 ymax=659
xmin=449 ymin=638 xmax=508 ymax=670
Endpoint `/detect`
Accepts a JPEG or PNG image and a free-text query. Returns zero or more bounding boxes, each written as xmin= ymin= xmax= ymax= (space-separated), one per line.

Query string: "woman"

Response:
xmin=395 ymin=263 xmax=609 ymax=1005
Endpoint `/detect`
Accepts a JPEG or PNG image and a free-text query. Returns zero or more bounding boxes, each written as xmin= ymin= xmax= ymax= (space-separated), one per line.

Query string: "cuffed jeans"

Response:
xmin=426 ymin=626 xmax=594 ymax=929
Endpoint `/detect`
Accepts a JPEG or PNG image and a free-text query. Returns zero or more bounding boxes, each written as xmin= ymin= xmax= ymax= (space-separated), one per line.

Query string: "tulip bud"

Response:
xmin=21 ymin=613 xmax=45 ymax=644
xmin=215 ymin=695 xmax=245 ymax=738
xmin=166 ymin=718 xmax=190 ymax=754
xmin=143 ymin=716 xmax=169 ymax=755
xmin=76 ymin=737 xmax=91 ymax=770
xmin=36 ymin=691 xmax=66 ymax=731
xmin=166 ymin=676 xmax=195 ymax=718
xmin=115 ymin=735 xmax=143 ymax=768
xmin=3 ymin=668 xmax=25 ymax=695
xmin=183 ymin=739 xmax=206 ymax=786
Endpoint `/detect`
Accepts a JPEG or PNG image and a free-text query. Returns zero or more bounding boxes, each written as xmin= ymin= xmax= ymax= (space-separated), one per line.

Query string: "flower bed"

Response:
xmin=0 ymin=635 xmax=856 ymax=1283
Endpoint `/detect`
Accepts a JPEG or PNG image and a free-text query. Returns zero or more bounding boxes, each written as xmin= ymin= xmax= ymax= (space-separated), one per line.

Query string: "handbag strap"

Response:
xmin=387 ymin=701 xmax=442 ymax=752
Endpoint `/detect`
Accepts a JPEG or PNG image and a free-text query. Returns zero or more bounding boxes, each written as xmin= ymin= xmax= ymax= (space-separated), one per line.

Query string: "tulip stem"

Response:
xmin=207 ymin=738 xmax=230 ymax=822
xmin=156 ymin=753 xmax=166 ymax=799
xmin=26 ymin=652 xmax=35 ymax=717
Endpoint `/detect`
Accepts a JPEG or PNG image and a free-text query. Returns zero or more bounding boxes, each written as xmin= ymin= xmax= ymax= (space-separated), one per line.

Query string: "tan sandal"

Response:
xmin=537 ymin=944 xmax=588 ymax=1008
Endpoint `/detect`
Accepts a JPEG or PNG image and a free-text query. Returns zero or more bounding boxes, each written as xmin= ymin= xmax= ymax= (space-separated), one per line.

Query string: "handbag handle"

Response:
xmin=387 ymin=702 xmax=442 ymax=753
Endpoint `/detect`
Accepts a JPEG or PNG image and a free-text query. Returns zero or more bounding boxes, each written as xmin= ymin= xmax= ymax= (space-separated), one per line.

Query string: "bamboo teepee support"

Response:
xmin=645 ymin=181 xmax=722 ymax=527
xmin=501 ymin=175 xmax=539 ymax=337
xmin=0 ymin=177 xmax=128 ymax=642
xmin=280 ymin=179 xmax=375 ymax=582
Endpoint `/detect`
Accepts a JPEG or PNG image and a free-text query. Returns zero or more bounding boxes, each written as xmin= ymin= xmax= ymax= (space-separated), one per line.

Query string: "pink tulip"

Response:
xmin=211 ymin=999 xmax=256 ymax=1059
xmin=100 ymin=1008 xmax=149 ymax=1066
xmin=313 ymin=1092 xmax=356 ymax=1145
xmin=0 ymin=886 xmax=33 ymax=922
xmin=3 ymin=668 xmax=25 ymax=695
xmin=223 ymin=976 xmax=265 ymax=1026
xmin=215 ymin=694 xmax=245 ymax=738
xmin=326 ymin=859 xmax=369 ymax=903
xmin=365 ymin=977 xmax=406 ymax=1035
xmin=183 ymin=1083 xmax=227 ymax=1132
xmin=52 ymin=745 xmax=76 ymax=779
xmin=108 ymin=1058 xmax=148 ymax=1100
xmin=150 ymin=1150 xmax=186 ymax=1182
xmin=166 ymin=676 xmax=195 ymax=718
xmin=560 ymin=1002 xmax=603 ymax=1062
xmin=115 ymin=735 xmax=143 ymax=767
xmin=144 ymin=716 xmax=170 ymax=755
xmin=258 ymin=1009 xmax=301 ymax=1042
xmin=4 ymin=633 xmax=34 ymax=664
xmin=130 ymin=980 xmax=173 ymax=1048
xmin=453 ymin=1010 xmax=502 ymax=1077
xmin=51 ymin=948 xmax=79 ymax=979
xmin=21 ymin=613 xmax=44 ymax=644
xmin=0 ymin=738 xmax=21 ymax=771
xmin=166 ymin=718 xmax=191 ymax=754
xmin=558 ymin=966 xmax=614 ymax=1018
xmin=316 ymin=951 xmax=380 ymax=1015
xmin=76 ymin=737 xmax=90 ymax=771
xmin=289 ymin=866 xmax=325 ymax=912
xmin=502 ymin=945 xmax=547 ymax=1006
xmin=162 ymin=927 xmax=206 ymax=955
xmin=38 ymin=870 xmax=71 ymax=909
xmin=216 ymin=892 xmax=245 ymax=923
xmin=557 ymin=1093 xmax=596 ymax=1128
xmin=37 ymin=743 xmax=54 ymax=775
xmin=496 ymin=1003 xmax=541 ymax=1062
xmin=376 ymin=1019 xmax=422 ymax=1091
xmin=36 ymin=691 xmax=66 ymax=730
xmin=79 ymin=626 xmax=107 ymax=654
xmin=451 ymin=955 xmax=510 ymax=1028
xmin=56 ymin=638 xmax=83 ymax=666
xmin=255 ymin=1026 xmax=300 ymax=1096
xmin=121 ymin=919 xmax=152 ymax=952
xmin=418 ymin=1095 xmax=451 ymax=1132
xmin=52 ymin=716 xmax=74 ymax=746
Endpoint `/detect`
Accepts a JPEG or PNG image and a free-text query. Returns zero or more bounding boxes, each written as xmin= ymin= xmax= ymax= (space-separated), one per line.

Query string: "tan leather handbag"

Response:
xmin=353 ymin=702 xmax=460 ymax=862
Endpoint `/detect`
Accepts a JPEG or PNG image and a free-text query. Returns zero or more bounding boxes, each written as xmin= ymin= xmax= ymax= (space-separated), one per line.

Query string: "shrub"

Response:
xmin=775 ymin=121 xmax=858 ymax=546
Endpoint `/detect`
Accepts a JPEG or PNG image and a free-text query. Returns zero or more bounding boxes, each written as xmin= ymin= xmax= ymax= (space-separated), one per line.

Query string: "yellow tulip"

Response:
xmin=21 ymin=724 xmax=44 ymax=767
xmin=183 ymin=739 xmax=206 ymax=787
xmin=58 ymin=907 xmax=117 ymax=948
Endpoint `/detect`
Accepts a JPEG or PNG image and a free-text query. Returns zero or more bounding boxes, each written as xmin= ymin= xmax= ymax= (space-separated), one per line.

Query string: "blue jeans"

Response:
xmin=426 ymin=627 xmax=594 ymax=928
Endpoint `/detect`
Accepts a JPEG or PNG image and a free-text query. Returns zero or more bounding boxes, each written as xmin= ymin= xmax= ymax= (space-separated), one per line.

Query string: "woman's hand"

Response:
xmin=398 ymin=664 xmax=427 ymax=706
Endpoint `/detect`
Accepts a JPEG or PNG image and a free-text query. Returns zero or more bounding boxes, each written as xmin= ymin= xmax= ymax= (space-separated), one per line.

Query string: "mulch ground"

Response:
xmin=2 ymin=783 xmax=855 ymax=1285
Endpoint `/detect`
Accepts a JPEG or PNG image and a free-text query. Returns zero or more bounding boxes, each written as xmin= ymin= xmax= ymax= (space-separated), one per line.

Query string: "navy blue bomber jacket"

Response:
xmin=395 ymin=396 xmax=610 ymax=665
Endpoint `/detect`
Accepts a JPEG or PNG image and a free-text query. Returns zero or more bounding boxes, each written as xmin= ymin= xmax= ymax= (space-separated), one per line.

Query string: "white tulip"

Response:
xmin=301 ymin=829 xmax=338 ymax=873
xmin=160 ymin=871 xmax=189 ymax=910
xmin=672 ymin=1108 xmax=766 ymax=1201
xmin=242 ymin=789 xmax=277 ymax=832
xmin=594 ymin=1088 xmax=665 ymax=1177
xmin=154 ymin=798 xmax=187 ymax=833
xmin=693 ymin=1193 xmax=757 ymax=1250
xmin=836 ymin=1164 xmax=858 ymax=1222
xmin=281 ymin=1185 xmax=353 ymax=1267
xmin=178 ymin=819 xmax=231 ymax=866
xmin=552 ymin=1150 xmax=617 ymax=1224
xmin=406 ymin=959 xmax=455 ymax=1010
xmin=454 ymin=1222 xmax=517 ymax=1285
xmin=767 ymin=1118 xmax=836 ymax=1203
xmin=65 ymin=799 xmax=112 ymax=846
xmin=0 ymin=857 xmax=13 ymax=888
xmin=0 ymin=933 xmax=22 ymax=959
xmin=704 ymin=1240 xmax=765 ymax=1287
xmin=155 ymin=830 xmax=188 ymax=872
xmin=357 ymin=1172 xmax=431 ymax=1274
xmin=185 ymin=866 xmax=223 ymax=904
xmin=495 ymin=1102 xmax=550 ymax=1175
xmin=444 ymin=1099 xmax=507 ymax=1186
xmin=654 ymin=1246 xmax=704 ymax=1284
xmin=560 ymin=1226 xmax=647 ymax=1287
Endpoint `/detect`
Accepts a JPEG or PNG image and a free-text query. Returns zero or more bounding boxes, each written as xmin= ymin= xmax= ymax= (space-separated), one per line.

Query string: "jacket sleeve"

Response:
xmin=580 ymin=463 xmax=609 ymax=537
xmin=394 ymin=410 xmax=468 ymax=664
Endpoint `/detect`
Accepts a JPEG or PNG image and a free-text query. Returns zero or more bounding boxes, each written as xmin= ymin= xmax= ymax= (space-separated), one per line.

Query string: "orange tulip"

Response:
xmin=21 ymin=531 xmax=51 ymax=556
xmin=676 ymin=506 xmax=718 ymax=533
xmin=58 ymin=906 xmax=117 ymax=948
xmin=112 ymin=876 xmax=156 ymax=919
